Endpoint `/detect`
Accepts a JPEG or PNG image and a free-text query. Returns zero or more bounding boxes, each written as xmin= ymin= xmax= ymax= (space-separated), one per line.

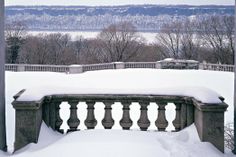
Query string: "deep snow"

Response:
xmin=1 ymin=69 xmax=235 ymax=157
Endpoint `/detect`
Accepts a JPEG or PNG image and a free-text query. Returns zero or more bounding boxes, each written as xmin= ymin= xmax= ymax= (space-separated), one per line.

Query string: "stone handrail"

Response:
xmin=199 ymin=63 xmax=235 ymax=72
xmin=5 ymin=60 xmax=235 ymax=73
xmin=12 ymin=90 xmax=228 ymax=153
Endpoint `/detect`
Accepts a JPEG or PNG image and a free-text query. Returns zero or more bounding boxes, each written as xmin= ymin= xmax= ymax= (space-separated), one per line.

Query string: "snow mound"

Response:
xmin=11 ymin=123 xmax=227 ymax=157
xmin=15 ymin=69 xmax=222 ymax=103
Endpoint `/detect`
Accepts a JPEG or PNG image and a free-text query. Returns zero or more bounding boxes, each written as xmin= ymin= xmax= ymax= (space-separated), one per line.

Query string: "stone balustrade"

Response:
xmin=12 ymin=91 xmax=228 ymax=153
xmin=5 ymin=60 xmax=235 ymax=73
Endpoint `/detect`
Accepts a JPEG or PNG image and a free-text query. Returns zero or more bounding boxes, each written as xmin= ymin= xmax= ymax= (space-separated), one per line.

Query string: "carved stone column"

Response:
xmin=102 ymin=101 xmax=114 ymax=129
xmin=84 ymin=101 xmax=97 ymax=129
xmin=120 ymin=101 xmax=133 ymax=130
xmin=155 ymin=102 xmax=168 ymax=131
xmin=180 ymin=103 xmax=187 ymax=129
xmin=172 ymin=103 xmax=181 ymax=131
xmin=137 ymin=101 xmax=150 ymax=131
xmin=54 ymin=100 xmax=63 ymax=133
xmin=67 ymin=101 xmax=80 ymax=132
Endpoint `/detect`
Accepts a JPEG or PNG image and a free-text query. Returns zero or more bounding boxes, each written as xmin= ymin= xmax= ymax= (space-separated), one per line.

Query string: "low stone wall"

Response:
xmin=12 ymin=90 xmax=228 ymax=153
xmin=5 ymin=60 xmax=235 ymax=74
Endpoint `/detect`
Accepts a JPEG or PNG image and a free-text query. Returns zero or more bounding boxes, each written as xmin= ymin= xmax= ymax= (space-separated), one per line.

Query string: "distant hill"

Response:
xmin=5 ymin=5 xmax=234 ymax=32
xmin=6 ymin=5 xmax=234 ymax=16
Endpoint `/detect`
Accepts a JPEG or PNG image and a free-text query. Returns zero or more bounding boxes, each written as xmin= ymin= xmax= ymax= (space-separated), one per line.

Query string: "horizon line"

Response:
xmin=5 ymin=4 xmax=234 ymax=7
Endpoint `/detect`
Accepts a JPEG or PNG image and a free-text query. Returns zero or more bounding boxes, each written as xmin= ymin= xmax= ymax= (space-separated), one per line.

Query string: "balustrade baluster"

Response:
xmin=84 ymin=101 xmax=97 ymax=129
xmin=67 ymin=101 xmax=80 ymax=132
xmin=54 ymin=100 xmax=63 ymax=133
xmin=49 ymin=101 xmax=56 ymax=130
xmin=137 ymin=101 xmax=150 ymax=131
xmin=155 ymin=102 xmax=168 ymax=131
xmin=180 ymin=103 xmax=187 ymax=129
xmin=186 ymin=104 xmax=194 ymax=127
xmin=119 ymin=101 xmax=133 ymax=130
xmin=43 ymin=98 xmax=50 ymax=127
xmin=172 ymin=103 xmax=181 ymax=131
xmin=102 ymin=101 xmax=114 ymax=129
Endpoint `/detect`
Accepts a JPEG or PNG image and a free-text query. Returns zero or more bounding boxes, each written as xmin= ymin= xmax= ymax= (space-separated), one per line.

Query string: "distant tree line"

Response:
xmin=5 ymin=15 xmax=234 ymax=65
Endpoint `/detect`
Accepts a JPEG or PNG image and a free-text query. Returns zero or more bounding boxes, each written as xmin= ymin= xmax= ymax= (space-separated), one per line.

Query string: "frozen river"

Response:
xmin=28 ymin=30 xmax=158 ymax=44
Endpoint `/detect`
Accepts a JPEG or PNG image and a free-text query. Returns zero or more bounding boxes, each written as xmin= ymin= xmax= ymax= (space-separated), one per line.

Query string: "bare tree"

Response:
xmin=19 ymin=35 xmax=51 ymax=64
xmin=19 ymin=33 xmax=77 ymax=65
xmin=134 ymin=43 xmax=165 ymax=62
xmin=223 ymin=15 xmax=234 ymax=63
xmin=198 ymin=15 xmax=234 ymax=64
xmin=96 ymin=21 xmax=144 ymax=62
xmin=156 ymin=21 xmax=182 ymax=59
xmin=71 ymin=35 xmax=85 ymax=63
xmin=180 ymin=20 xmax=200 ymax=60
xmin=79 ymin=39 xmax=103 ymax=64
xmin=5 ymin=21 xmax=27 ymax=63
xmin=43 ymin=33 xmax=76 ymax=65
xmin=225 ymin=123 xmax=234 ymax=150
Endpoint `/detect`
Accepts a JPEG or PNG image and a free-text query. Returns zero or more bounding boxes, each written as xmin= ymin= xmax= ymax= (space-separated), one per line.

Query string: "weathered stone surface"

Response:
xmin=172 ymin=103 xmax=181 ymax=131
xmin=155 ymin=102 xmax=168 ymax=131
xmin=54 ymin=101 xmax=63 ymax=133
xmin=120 ymin=101 xmax=133 ymax=130
xmin=12 ymin=92 xmax=228 ymax=153
xmin=102 ymin=101 xmax=114 ymax=129
xmin=84 ymin=101 xmax=97 ymax=129
xmin=193 ymin=99 xmax=228 ymax=153
xmin=14 ymin=105 xmax=42 ymax=151
xmin=137 ymin=101 xmax=150 ymax=131
xmin=67 ymin=101 xmax=80 ymax=132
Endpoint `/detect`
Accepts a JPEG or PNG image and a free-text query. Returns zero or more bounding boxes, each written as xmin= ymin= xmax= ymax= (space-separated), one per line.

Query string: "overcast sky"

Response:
xmin=5 ymin=0 xmax=234 ymax=6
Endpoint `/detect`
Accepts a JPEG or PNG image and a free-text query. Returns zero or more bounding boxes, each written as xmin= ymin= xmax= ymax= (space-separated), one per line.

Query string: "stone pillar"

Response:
xmin=155 ymin=62 xmax=161 ymax=69
xmin=193 ymin=99 xmax=228 ymax=153
xmin=114 ymin=62 xmax=125 ymax=69
xmin=0 ymin=0 xmax=7 ymax=151
xmin=17 ymin=64 xmax=25 ymax=72
xmin=12 ymin=100 xmax=43 ymax=151
xmin=69 ymin=65 xmax=83 ymax=74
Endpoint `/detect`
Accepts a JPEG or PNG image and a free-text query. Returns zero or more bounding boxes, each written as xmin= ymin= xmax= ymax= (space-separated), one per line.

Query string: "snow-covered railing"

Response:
xmin=157 ymin=59 xmax=199 ymax=69
xmin=5 ymin=61 xmax=235 ymax=73
xmin=82 ymin=63 xmax=115 ymax=72
xmin=124 ymin=62 xmax=156 ymax=69
xmin=199 ymin=63 xmax=235 ymax=72
xmin=12 ymin=90 xmax=228 ymax=153
xmin=5 ymin=64 xmax=69 ymax=73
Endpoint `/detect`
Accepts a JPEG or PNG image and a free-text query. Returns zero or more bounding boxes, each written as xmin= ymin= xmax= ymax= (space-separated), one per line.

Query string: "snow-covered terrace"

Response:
xmin=3 ymin=69 xmax=234 ymax=157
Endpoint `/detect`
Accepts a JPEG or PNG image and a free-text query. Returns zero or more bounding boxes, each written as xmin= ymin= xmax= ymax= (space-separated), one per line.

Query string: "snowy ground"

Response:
xmin=1 ymin=69 xmax=235 ymax=156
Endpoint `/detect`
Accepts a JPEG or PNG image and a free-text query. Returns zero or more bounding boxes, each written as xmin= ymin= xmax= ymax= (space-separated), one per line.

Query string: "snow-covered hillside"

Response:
xmin=6 ymin=5 xmax=234 ymax=31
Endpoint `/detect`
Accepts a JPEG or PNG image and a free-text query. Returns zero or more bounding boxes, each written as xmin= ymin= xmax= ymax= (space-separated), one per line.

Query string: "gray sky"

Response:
xmin=5 ymin=0 xmax=234 ymax=6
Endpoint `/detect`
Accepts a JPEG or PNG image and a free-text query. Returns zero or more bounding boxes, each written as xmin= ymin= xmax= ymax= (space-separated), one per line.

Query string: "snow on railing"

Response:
xmin=124 ymin=62 xmax=156 ymax=69
xmin=82 ymin=62 xmax=115 ymax=72
xmin=199 ymin=63 xmax=235 ymax=72
xmin=5 ymin=64 xmax=69 ymax=73
xmin=12 ymin=91 xmax=228 ymax=153
xmin=5 ymin=60 xmax=235 ymax=73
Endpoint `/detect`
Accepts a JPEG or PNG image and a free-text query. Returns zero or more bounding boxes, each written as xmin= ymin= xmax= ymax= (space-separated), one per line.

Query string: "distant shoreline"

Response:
xmin=27 ymin=30 xmax=158 ymax=43
xmin=26 ymin=29 xmax=161 ymax=33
